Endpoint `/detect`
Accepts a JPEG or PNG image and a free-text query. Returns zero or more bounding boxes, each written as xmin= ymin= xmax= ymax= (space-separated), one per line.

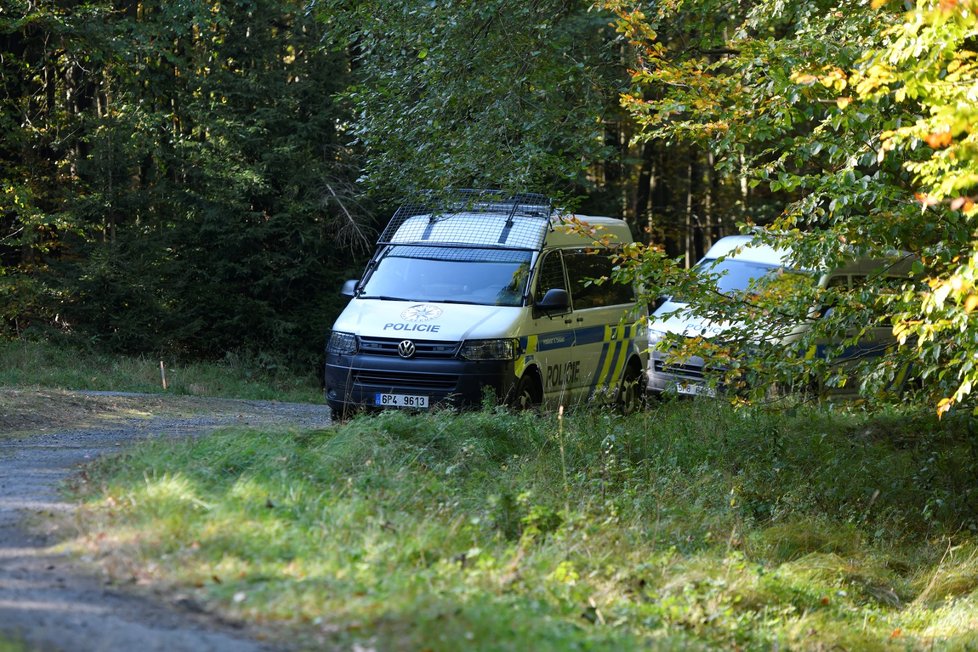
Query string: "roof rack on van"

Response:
xmin=377 ymin=189 xmax=555 ymax=250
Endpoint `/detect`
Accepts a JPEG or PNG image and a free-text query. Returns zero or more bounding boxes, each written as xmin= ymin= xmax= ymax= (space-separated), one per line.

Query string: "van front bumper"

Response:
xmin=325 ymin=353 xmax=517 ymax=414
xmin=647 ymin=350 xmax=719 ymax=397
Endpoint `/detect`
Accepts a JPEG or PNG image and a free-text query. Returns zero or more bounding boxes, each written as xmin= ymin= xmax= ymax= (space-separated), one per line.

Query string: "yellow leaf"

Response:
xmin=964 ymin=294 xmax=978 ymax=313
xmin=836 ymin=97 xmax=852 ymax=109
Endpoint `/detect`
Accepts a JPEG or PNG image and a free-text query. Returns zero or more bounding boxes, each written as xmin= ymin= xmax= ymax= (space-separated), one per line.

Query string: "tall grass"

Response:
xmin=0 ymin=339 xmax=321 ymax=402
xmin=69 ymin=399 xmax=978 ymax=649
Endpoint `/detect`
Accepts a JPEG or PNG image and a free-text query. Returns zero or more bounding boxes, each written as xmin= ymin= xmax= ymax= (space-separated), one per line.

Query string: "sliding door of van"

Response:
xmin=528 ymin=250 xmax=581 ymax=403
xmin=564 ymin=249 xmax=637 ymax=399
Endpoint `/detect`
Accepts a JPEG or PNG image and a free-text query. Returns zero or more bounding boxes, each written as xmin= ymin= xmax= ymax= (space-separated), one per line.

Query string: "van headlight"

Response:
xmin=459 ymin=338 xmax=520 ymax=361
xmin=326 ymin=331 xmax=358 ymax=355
xmin=648 ymin=328 xmax=669 ymax=349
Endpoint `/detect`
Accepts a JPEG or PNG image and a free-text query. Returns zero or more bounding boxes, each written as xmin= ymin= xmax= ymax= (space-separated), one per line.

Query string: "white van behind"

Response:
xmin=325 ymin=191 xmax=647 ymax=416
xmin=646 ymin=234 xmax=913 ymax=397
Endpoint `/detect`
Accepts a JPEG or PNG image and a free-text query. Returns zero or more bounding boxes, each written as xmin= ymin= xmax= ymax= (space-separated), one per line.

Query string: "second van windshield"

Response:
xmin=358 ymin=245 xmax=533 ymax=307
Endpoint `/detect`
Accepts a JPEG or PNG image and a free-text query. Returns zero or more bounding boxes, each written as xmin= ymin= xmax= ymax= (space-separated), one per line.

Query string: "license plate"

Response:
xmin=676 ymin=382 xmax=716 ymax=397
xmin=375 ymin=393 xmax=429 ymax=408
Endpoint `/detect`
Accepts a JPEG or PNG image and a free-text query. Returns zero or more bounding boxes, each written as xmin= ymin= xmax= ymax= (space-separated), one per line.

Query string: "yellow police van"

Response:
xmin=324 ymin=191 xmax=647 ymax=416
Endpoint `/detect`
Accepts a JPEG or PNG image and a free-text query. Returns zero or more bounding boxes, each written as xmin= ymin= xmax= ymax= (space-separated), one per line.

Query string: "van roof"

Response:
xmin=380 ymin=191 xmax=632 ymax=251
xmin=388 ymin=212 xmax=550 ymax=249
xmin=702 ymin=234 xmax=915 ymax=276
xmin=702 ymin=235 xmax=793 ymax=267
xmin=547 ymin=215 xmax=633 ymax=248
xmin=386 ymin=212 xmax=632 ymax=250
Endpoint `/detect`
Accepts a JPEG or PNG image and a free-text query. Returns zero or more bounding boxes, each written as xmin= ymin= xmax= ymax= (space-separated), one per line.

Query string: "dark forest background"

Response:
xmin=4 ymin=0 xmax=975 ymax=413
xmin=1 ymin=0 xmax=760 ymax=368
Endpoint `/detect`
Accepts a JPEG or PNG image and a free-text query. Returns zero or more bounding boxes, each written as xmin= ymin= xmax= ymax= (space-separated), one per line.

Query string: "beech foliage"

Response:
xmin=600 ymin=0 xmax=978 ymax=412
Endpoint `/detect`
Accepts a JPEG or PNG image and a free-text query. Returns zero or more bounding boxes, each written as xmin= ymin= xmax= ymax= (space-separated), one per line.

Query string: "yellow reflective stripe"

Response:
xmin=609 ymin=336 xmax=629 ymax=384
xmin=515 ymin=335 xmax=539 ymax=379
xmin=597 ymin=322 xmax=636 ymax=389
xmin=596 ymin=325 xmax=617 ymax=388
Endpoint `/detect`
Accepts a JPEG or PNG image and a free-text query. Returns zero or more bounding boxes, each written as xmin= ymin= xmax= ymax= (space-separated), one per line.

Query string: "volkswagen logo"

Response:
xmin=397 ymin=340 xmax=416 ymax=359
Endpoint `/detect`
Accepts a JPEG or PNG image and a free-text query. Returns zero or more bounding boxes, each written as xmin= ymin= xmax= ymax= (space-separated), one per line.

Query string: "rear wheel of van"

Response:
xmin=510 ymin=372 xmax=542 ymax=410
xmin=616 ymin=361 xmax=646 ymax=415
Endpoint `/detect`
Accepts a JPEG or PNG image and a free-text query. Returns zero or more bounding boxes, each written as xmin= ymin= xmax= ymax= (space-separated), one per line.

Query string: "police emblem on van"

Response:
xmin=401 ymin=304 xmax=443 ymax=322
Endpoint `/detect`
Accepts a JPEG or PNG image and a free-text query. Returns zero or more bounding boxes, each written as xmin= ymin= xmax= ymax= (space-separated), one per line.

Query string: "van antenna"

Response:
xmin=504 ymin=199 xmax=520 ymax=227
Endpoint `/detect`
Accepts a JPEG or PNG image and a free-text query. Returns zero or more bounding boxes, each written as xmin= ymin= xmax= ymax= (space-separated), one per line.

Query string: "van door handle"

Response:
xmin=564 ymin=318 xmax=573 ymax=325
xmin=576 ymin=317 xmax=584 ymax=323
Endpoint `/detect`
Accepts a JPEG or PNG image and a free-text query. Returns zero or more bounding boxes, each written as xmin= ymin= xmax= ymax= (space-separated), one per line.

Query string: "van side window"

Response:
xmin=536 ymin=251 xmax=568 ymax=300
xmin=566 ymin=249 xmax=634 ymax=309
xmin=825 ymin=275 xmax=849 ymax=289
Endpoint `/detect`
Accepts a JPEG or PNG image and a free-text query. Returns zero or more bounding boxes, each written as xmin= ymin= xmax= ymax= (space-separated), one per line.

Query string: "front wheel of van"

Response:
xmin=510 ymin=373 xmax=542 ymax=410
xmin=616 ymin=362 xmax=646 ymax=415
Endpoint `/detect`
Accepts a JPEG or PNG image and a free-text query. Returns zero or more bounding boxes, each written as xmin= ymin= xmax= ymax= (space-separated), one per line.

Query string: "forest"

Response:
xmin=2 ymin=0 xmax=977 ymax=412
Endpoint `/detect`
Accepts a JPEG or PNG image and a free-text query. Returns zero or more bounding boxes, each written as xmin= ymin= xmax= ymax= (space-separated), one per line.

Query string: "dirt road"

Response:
xmin=0 ymin=390 xmax=332 ymax=652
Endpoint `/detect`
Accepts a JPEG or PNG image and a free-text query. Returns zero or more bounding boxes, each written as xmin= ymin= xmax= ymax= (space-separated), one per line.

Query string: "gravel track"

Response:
xmin=0 ymin=392 xmax=332 ymax=652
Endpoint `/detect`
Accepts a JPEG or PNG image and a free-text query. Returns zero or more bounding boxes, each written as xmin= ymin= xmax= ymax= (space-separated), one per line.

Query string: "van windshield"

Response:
xmin=358 ymin=245 xmax=533 ymax=307
xmin=697 ymin=257 xmax=782 ymax=295
xmin=672 ymin=257 xmax=808 ymax=302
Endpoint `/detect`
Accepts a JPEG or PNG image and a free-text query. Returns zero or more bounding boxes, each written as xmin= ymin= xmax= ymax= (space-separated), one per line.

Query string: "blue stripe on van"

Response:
xmin=575 ymin=325 xmax=607 ymax=345
xmin=590 ymin=340 xmax=612 ymax=390
xmin=535 ymin=329 xmax=577 ymax=351
xmin=600 ymin=339 xmax=623 ymax=388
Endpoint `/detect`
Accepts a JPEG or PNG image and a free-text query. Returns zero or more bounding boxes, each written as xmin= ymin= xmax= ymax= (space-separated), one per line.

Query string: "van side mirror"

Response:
xmin=340 ymin=279 xmax=358 ymax=298
xmin=535 ymin=288 xmax=569 ymax=314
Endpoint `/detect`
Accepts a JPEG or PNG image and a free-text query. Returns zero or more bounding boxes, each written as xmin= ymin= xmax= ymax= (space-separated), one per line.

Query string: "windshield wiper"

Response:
xmin=357 ymin=295 xmax=414 ymax=301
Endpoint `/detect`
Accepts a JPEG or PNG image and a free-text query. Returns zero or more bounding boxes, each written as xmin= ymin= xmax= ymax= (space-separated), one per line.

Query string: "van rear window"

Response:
xmin=358 ymin=246 xmax=533 ymax=307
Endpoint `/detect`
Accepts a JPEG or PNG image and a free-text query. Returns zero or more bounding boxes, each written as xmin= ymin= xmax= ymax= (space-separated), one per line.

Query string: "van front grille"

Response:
xmin=358 ymin=337 xmax=459 ymax=359
xmin=353 ymin=370 xmax=459 ymax=392
xmin=654 ymin=359 xmax=706 ymax=380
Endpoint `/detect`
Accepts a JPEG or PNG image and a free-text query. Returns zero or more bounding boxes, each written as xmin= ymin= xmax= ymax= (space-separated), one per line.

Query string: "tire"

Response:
xmin=616 ymin=361 xmax=646 ymax=415
xmin=509 ymin=372 xmax=542 ymax=410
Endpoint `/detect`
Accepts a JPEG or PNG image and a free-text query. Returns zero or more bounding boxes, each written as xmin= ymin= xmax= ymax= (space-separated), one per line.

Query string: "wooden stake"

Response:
xmin=160 ymin=360 xmax=168 ymax=390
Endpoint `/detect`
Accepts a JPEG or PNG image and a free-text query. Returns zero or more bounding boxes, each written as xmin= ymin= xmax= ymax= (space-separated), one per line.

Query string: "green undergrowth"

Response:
xmin=71 ymin=400 xmax=978 ymax=650
xmin=0 ymin=339 xmax=321 ymax=402
xmin=0 ymin=638 xmax=27 ymax=652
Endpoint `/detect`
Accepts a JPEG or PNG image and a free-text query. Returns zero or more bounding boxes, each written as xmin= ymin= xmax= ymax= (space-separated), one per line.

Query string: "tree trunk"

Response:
xmin=633 ymin=139 xmax=655 ymax=244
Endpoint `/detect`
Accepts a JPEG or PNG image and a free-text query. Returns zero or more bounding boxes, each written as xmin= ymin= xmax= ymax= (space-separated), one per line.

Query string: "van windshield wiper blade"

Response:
xmin=357 ymin=295 xmax=414 ymax=301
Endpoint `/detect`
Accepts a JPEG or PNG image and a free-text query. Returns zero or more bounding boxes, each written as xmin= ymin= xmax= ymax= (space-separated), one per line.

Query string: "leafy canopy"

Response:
xmin=600 ymin=0 xmax=978 ymax=413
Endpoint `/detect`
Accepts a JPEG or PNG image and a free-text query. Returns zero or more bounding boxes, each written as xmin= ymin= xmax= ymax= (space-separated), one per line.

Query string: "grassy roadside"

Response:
xmin=68 ymin=400 xmax=978 ymax=650
xmin=0 ymin=340 xmax=322 ymax=403
xmin=0 ymin=639 xmax=27 ymax=652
